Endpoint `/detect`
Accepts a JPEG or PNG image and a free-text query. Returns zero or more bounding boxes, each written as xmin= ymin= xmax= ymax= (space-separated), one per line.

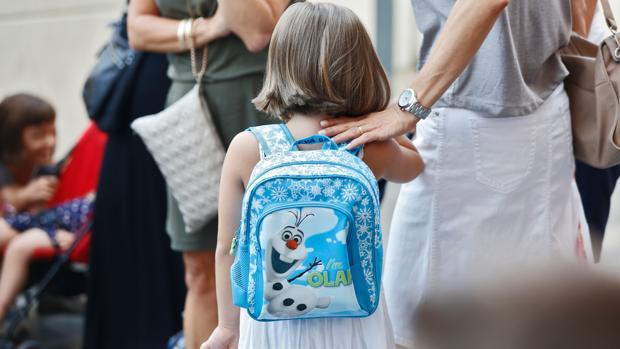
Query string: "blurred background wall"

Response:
xmin=0 ymin=0 xmax=420 ymax=157
xmin=0 ymin=0 xmax=124 ymax=156
xmin=4 ymin=0 xmax=619 ymax=155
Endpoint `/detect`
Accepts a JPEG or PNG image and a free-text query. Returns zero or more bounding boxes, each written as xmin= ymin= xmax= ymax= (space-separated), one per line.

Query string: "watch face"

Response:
xmin=398 ymin=89 xmax=413 ymax=108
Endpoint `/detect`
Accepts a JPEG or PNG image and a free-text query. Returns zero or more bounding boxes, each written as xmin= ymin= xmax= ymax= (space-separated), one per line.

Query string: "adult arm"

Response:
xmin=128 ymin=0 xmax=230 ymax=53
xmin=571 ymin=0 xmax=598 ymax=37
xmin=128 ymin=0 xmax=289 ymax=53
xmin=321 ymin=0 xmax=512 ymax=148
xmin=218 ymin=0 xmax=290 ymax=52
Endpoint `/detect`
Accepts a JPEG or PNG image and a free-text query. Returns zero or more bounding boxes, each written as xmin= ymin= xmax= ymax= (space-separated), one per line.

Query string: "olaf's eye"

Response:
xmin=281 ymin=231 xmax=292 ymax=240
xmin=293 ymin=235 xmax=302 ymax=244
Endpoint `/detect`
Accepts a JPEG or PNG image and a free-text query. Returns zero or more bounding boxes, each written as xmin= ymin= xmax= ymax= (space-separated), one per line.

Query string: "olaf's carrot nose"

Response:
xmin=286 ymin=240 xmax=298 ymax=250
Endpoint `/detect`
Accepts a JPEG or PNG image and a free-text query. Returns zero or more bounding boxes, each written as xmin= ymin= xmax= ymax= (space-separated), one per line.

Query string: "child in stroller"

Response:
xmin=0 ymin=94 xmax=95 ymax=326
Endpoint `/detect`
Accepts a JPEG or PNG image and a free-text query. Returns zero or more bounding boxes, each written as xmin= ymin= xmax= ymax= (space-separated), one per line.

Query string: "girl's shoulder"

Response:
xmin=228 ymin=131 xmax=261 ymax=161
xmin=226 ymin=131 xmax=261 ymax=183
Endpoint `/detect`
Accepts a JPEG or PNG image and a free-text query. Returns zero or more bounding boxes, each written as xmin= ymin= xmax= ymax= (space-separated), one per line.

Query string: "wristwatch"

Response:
xmin=398 ymin=88 xmax=431 ymax=120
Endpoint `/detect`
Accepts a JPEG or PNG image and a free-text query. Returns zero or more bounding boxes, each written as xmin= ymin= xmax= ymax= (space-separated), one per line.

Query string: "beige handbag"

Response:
xmin=561 ymin=0 xmax=620 ymax=169
xmin=131 ymin=45 xmax=225 ymax=232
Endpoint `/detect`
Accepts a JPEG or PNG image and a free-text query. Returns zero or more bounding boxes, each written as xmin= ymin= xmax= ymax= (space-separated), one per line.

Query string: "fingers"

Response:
xmin=319 ymin=116 xmax=362 ymax=128
xmin=319 ymin=116 xmax=365 ymax=137
xmin=41 ymin=190 xmax=55 ymax=201
xmin=41 ymin=176 xmax=59 ymax=188
xmin=41 ymin=180 xmax=57 ymax=200
xmin=40 ymin=177 xmax=58 ymax=196
xmin=332 ymin=121 xmax=381 ymax=144
xmin=39 ymin=175 xmax=57 ymax=183
xmin=47 ymin=176 xmax=59 ymax=186
xmin=347 ymin=131 xmax=378 ymax=150
xmin=34 ymin=177 xmax=58 ymax=192
xmin=319 ymin=122 xmax=357 ymax=138
xmin=329 ymin=126 xmax=362 ymax=144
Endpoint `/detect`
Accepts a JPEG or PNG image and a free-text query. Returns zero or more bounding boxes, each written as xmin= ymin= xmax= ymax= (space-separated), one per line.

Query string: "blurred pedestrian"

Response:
xmin=321 ymin=0 xmax=597 ymax=347
xmin=128 ymin=0 xmax=293 ymax=347
xmin=83 ymin=17 xmax=186 ymax=349
xmin=415 ymin=267 xmax=620 ymax=349
xmin=575 ymin=1 xmax=620 ymax=261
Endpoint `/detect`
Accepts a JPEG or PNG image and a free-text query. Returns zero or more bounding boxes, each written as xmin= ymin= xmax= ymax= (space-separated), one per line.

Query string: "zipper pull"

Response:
xmin=230 ymin=236 xmax=238 ymax=256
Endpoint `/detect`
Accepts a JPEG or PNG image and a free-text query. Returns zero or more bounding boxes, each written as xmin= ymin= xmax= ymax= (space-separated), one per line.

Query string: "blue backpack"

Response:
xmin=230 ymin=124 xmax=383 ymax=321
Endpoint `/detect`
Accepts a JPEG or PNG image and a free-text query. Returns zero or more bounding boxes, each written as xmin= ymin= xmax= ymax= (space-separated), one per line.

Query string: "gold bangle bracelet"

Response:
xmin=184 ymin=18 xmax=194 ymax=50
xmin=177 ymin=18 xmax=190 ymax=50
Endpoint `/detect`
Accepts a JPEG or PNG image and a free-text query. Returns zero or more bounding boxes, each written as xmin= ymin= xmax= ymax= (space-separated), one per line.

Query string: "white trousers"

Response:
xmin=384 ymin=85 xmax=592 ymax=348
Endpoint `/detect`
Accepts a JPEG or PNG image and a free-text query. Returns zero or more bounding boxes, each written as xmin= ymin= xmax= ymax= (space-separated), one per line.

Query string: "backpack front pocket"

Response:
xmin=250 ymin=202 xmax=368 ymax=320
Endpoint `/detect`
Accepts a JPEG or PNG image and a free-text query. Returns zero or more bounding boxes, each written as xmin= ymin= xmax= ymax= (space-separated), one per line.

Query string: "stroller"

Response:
xmin=0 ymin=124 xmax=107 ymax=349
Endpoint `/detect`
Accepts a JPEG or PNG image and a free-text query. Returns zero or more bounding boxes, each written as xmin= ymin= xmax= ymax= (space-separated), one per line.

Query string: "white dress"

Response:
xmin=383 ymin=85 xmax=593 ymax=348
xmin=238 ymin=294 xmax=394 ymax=349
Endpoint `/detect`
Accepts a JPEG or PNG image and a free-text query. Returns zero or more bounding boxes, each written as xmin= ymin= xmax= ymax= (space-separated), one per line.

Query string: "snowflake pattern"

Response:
xmin=358 ymin=223 xmax=370 ymax=234
xmin=270 ymin=186 xmax=288 ymax=202
xmin=251 ymin=199 xmax=264 ymax=211
xmin=323 ymin=186 xmax=336 ymax=198
xmin=250 ymin=124 xmax=294 ymax=159
xmin=232 ymin=124 xmax=382 ymax=316
xmin=356 ymin=207 xmax=373 ymax=224
xmin=310 ymin=185 xmax=322 ymax=196
xmin=341 ymin=183 xmax=359 ymax=201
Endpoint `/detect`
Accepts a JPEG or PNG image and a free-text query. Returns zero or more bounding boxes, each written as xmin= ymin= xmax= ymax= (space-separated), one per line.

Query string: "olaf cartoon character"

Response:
xmin=262 ymin=209 xmax=332 ymax=318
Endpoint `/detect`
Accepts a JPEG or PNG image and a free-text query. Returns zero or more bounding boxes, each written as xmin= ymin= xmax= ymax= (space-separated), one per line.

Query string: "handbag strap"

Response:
xmin=186 ymin=0 xmax=208 ymax=83
xmin=600 ymin=0 xmax=617 ymax=33
xmin=190 ymin=46 xmax=207 ymax=83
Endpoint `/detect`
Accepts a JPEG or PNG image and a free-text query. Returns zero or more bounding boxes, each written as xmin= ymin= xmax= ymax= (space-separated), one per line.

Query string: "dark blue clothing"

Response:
xmin=84 ymin=52 xmax=185 ymax=349
xmin=575 ymin=160 xmax=620 ymax=261
xmin=4 ymin=196 xmax=94 ymax=243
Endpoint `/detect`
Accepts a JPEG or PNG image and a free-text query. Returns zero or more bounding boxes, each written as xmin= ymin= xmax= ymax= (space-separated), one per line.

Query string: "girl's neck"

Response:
xmin=285 ymin=113 xmax=333 ymax=140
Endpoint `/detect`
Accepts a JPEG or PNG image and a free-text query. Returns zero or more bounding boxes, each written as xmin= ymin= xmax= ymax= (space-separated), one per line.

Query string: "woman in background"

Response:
xmin=84 ymin=29 xmax=186 ymax=349
xmin=322 ymin=0 xmax=597 ymax=347
xmin=128 ymin=1 xmax=292 ymax=347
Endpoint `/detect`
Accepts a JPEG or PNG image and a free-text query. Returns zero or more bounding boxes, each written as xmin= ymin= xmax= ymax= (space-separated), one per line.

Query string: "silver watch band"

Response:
xmin=405 ymin=102 xmax=431 ymax=120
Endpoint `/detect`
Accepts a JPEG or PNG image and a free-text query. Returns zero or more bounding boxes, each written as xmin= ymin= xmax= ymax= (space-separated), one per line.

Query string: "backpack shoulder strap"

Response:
xmin=247 ymin=124 xmax=296 ymax=159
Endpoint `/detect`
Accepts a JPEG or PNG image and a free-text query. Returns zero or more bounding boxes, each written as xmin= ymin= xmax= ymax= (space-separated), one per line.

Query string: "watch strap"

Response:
xmin=406 ymin=101 xmax=431 ymax=120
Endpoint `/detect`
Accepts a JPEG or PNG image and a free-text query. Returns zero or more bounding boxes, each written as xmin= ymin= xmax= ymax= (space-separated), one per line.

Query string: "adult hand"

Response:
xmin=194 ymin=10 xmax=231 ymax=47
xmin=201 ymin=326 xmax=238 ymax=349
xmin=320 ymin=105 xmax=420 ymax=149
xmin=23 ymin=176 xmax=58 ymax=204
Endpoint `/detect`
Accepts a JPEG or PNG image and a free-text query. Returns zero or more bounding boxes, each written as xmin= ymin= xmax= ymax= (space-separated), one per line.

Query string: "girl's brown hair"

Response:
xmin=253 ymin=2 xmax=390 ymax=120
xmin=0 ymin=93 xmax=56 ymax=164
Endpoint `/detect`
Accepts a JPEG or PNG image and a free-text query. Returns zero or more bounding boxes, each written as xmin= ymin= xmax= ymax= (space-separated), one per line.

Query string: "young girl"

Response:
xmin=204 ymin=3 xmax=424 ymax=348
xmin=0 ymin=94 xmax=58 ymax=214
xmin=0 ymin=94 xmax=93 ymax=324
